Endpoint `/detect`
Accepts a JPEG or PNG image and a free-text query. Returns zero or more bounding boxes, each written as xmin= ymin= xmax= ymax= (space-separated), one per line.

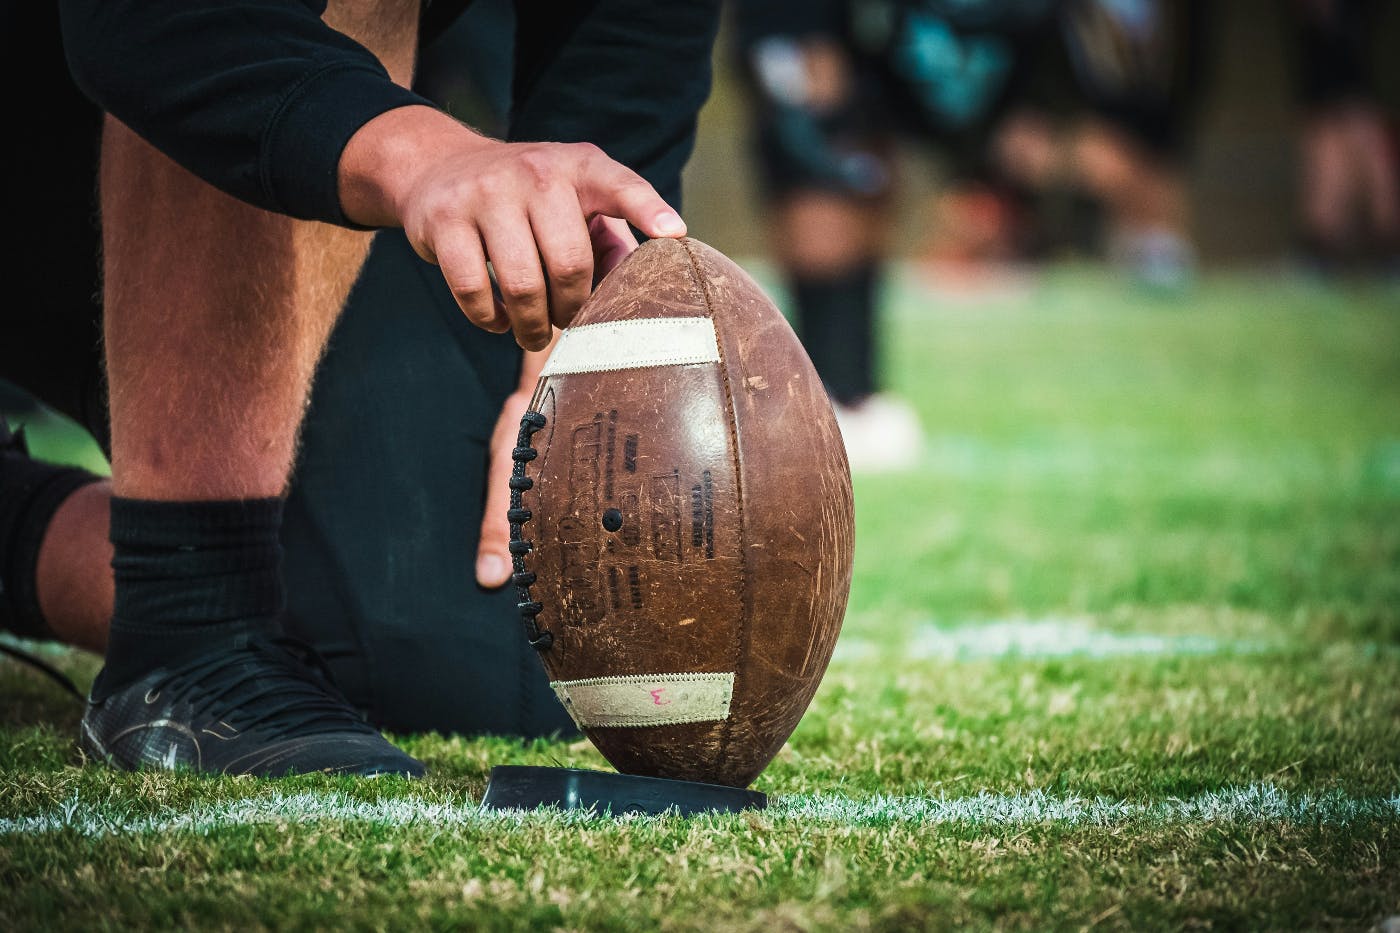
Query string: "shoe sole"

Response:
xmin=78 ymin=717 xmax=115 ymax=767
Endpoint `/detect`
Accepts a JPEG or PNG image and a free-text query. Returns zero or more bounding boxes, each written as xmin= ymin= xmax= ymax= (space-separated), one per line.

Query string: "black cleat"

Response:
xmin=80 ymin=635 xmax=425 ymax=778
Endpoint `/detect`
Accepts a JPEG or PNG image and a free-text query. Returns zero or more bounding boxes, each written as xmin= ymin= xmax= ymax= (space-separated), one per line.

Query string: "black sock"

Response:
xmin=94 ymin=497 xmax=286 ymax=698
xmin=0 ymin=424 xmax=102 ymax=639
xmin=792 ymin=263 xmax=880 ymax=406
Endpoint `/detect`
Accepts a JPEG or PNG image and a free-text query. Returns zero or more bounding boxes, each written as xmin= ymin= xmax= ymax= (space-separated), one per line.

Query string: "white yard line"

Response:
xmin=2 ymin=783 xmax=1394 ymax=838
xmin=832 ymin=617 xmax=1276 ymax=663
xmin=1 ymin=618 xmax=1274 ymax=697
xmin=0 ymin=617 xmax=1269 ymax=669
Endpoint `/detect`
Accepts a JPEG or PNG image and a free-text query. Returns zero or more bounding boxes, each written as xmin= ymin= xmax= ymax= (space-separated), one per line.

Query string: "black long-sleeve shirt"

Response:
xmin=60 ymin=0 xmax=431 ymax=226
xmin=58 ymin=1 xmax=721 ymax=227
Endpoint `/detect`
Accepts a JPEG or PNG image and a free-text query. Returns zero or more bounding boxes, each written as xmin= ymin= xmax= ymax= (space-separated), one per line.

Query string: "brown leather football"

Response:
xmin=507 ymin=237 xmax=854 ymax=788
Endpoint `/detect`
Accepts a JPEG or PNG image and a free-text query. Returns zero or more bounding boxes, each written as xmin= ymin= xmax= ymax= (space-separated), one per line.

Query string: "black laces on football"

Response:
xmin=509 ymin=410 xmax=553 ymax=651
xmin=144 ymin=636 xmax=377 ymax=737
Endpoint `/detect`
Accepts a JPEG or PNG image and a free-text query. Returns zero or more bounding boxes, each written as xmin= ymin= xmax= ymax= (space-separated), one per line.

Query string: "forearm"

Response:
xmin=59 ymin=0 xmax=430 ymax=225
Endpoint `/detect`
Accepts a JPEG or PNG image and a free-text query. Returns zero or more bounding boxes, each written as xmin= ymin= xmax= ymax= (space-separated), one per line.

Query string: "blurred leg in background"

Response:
xmin=739 ymin=0 xmax=1047 ymax=465
xmin=993 ymin=0 xmax=1207 ymax=289
xmin=1294 ymin=0 xmax=1399 ymax=277
xmin=738 ymin=17 xmax=922 ymax=472
xmin=736 ymin=1 xmax=1067 ymax=470
xmin=1062 ymin=0 xmax=1206 ymax=289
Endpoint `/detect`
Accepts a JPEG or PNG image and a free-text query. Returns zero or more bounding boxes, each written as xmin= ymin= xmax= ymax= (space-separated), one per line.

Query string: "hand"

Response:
xmin=470 ymin=215 xmax=642 ymax=588
xmin=339 ymin=105 xmax=684 ymax=350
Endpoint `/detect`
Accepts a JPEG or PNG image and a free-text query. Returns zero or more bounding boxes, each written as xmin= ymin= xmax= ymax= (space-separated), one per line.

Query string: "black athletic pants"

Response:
xmin=1 ymin=0 xmax=719 ymax=736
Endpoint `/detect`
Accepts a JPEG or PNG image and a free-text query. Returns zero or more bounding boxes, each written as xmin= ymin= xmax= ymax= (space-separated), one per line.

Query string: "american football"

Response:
xmin=508 ymin=237 xmax=855 ymax=788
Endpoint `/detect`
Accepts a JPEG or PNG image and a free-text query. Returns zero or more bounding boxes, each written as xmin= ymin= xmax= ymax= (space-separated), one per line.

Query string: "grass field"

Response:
xmin=2 ymin=267 xmax=1398 ymax=930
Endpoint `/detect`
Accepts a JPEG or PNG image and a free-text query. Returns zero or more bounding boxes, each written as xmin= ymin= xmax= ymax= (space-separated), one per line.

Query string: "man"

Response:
xmin=734 ymin=0 xmax=1204 ymax=475
xmin=1293 ymin=0 xmax=1398 ymax=274
xmin=0 ymin=0 xmax=720 ymax=776
xmin=734 ymin=0 xmax=1056 ymax=471
xmin=997 ymin=0 xmax=1207 ymax=289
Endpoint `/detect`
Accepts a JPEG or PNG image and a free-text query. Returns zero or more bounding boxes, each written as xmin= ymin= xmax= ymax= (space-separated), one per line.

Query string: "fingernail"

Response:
xmin=477 ymin=553 xmax=509 ymax=587
xmin=654 ymin=210 xmax=685 ymax=236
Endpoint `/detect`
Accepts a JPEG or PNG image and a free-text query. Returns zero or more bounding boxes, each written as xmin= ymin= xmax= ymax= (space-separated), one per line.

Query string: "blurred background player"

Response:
xmin=1293 ymin=0 xmax=1399 ymax=276
xmin=735 ymin=0 xmax=1057 ymax=471
xmin=734 ymin=0 xmax=1207 ymax=472
xmin=990 ymin=0 xmax=1206 ymax=289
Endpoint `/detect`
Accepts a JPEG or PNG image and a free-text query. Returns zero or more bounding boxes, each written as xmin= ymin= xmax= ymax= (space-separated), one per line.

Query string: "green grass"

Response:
xmin=3 ymin=267 xmax=1398 ymax=930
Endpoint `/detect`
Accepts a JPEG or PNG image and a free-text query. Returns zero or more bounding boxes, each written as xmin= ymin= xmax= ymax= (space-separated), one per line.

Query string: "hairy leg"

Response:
xmin=772 ymin=191 xmax=886 ymax=406
xmin=32 ymin=0 xmax=418 ymax=648
xmin=101 ymin=0 xmax=417 ymax=502
xmin=1342 ymin=107 xmax=1399 ymax=239
xmin=1073 ymin=122 xmax=1187 ymax=236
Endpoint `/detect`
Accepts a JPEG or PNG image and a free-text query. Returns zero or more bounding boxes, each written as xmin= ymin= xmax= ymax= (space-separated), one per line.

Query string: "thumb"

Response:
xmin=477 ymin=391 xmax=531 ymax=589
xmin=475 ymin=487 xmax=513 ymax=589
xmin=590 ymin=214 xmax=639 ymax=280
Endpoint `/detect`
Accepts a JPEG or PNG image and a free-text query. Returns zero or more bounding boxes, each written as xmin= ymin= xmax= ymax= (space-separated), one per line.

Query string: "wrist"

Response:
xmin=337 ymin=104 xmax=495 ymax=227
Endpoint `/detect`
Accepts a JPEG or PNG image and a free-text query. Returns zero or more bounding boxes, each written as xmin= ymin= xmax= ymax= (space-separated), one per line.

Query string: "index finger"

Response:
xmin=575 ymin=154 xmax=686 ymax=241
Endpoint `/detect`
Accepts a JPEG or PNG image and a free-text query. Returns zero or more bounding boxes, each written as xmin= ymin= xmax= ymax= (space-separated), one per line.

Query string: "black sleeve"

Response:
xmin=507 ymin=0 xmax=722 ymax=210
xmin=58 ymin=0 xmax=433 ymax=226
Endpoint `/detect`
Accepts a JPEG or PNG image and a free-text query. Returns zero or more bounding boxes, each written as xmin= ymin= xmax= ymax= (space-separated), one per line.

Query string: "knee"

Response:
xmin=772 ymin=192 xmax=884 ymax=278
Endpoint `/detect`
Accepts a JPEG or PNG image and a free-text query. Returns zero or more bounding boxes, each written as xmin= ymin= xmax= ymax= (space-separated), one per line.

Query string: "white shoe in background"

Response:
xmin=832 ymin=394 xmax=923 ymax=473
xmin=1108 ymin=227 xmax=1197 ymax=292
